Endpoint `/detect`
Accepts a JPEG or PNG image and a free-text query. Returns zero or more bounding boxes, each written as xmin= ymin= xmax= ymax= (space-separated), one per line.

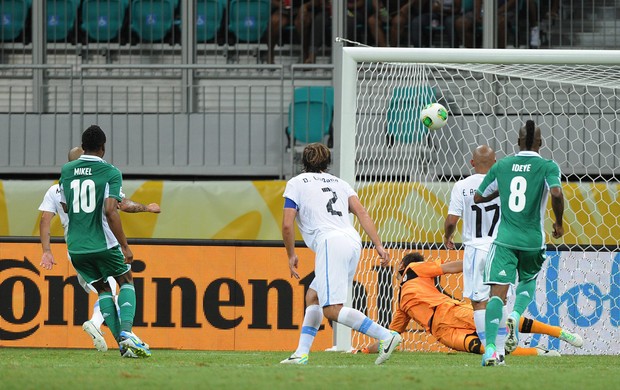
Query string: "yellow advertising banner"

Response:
xmin=0 ymin=179 xmax=618 ymax=245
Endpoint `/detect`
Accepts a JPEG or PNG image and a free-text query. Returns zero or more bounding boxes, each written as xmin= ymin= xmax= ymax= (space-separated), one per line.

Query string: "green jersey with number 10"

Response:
xmin=59 ymin=155 xmax=123 ymax=254
xmin=476 ymin=151 xmax=562 ymax=251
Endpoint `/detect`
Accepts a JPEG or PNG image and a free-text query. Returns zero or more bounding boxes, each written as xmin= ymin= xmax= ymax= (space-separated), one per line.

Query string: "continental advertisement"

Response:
xmin=0 ymin=242 xmax=334 ymax=350
xmin=2 ymin=242 xmax=618 ymax=355
xmin=0 ymin=179 xmax=618 ymax=246
xmin=0 ymin=243 xmax=458 ymax=351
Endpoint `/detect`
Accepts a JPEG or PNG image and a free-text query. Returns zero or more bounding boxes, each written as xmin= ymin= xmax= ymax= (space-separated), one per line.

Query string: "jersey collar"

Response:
xmin=516 ymin=151 xmax=541 ymax=157
xmin=78 ymin=155 xmax=105 ymax=162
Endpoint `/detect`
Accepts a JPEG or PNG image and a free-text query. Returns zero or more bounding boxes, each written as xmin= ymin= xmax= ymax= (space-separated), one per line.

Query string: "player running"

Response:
xmin=59 ymin=125 xmax=151 ymax=358
xmin=475 ymin=120 xmax=566 ymax=366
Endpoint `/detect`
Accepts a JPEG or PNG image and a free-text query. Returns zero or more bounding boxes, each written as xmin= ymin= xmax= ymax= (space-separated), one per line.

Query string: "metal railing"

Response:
xmin=0 ymin=63 xmax=309 ymax=178
xmin=1 ymin=1 xmax=619 ymax=68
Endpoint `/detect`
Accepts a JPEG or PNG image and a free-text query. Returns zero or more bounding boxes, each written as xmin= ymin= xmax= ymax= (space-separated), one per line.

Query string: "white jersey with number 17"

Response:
xmin=447 ymin=173 xmax=500 ymax=250
xmin=283 ymin=172 xmax=362 ymax=253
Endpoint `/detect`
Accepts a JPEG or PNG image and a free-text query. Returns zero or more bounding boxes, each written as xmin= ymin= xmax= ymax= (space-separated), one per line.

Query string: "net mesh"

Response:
xmin=350 ymin=60 xmax=620 ymax=355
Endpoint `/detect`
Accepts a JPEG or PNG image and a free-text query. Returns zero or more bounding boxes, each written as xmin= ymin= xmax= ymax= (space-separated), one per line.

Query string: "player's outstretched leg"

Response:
xmin=375 ymin=331 xmax=402 ymax=365
xmin=559 ymin=329 xmax=584 ymax=348
xmin=505 ymin=311 xmax=520 ymax=353
xmin=82 ymin=320 xmax=107 ymax=352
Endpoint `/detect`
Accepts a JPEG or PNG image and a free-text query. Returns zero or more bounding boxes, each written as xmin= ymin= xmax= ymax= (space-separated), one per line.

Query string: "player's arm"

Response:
xmin=349 ymin=195 xmax=390 ymax=266
xmin=441 ymin=260 xmax=464 ymax=274
xmin=105 ymin=198 xmax=133 ymax=263
xmin=474 ymin=164 xmax=498 ymax=204
xmin=39 ymin=211 xmax=56 ymax=270
xmin=550 ymin=187 xmax=564 ymax=238
xmin=282 ymin=199 xmax=300 ymax=279
xmin=118 ymin=198 xmax=161 ymax=213
xmin=444 ymin=214 xmax=460 ymax=250
xmin=106 ymin=170 xmax=133 ymax=263
xmin=473 ymin=191 xmax=498 ymax=204
xmin=547 ymin=162 xmax=565 ymax=238
xmin=410 ymin=260 xmax=463 ymax=277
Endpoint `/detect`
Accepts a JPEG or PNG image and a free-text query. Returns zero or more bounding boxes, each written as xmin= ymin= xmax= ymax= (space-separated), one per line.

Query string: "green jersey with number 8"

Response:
xmin=476 ymin=151 xmax=561 ymax=251
xmin=59 ymin=155 xmax=123 ymax=254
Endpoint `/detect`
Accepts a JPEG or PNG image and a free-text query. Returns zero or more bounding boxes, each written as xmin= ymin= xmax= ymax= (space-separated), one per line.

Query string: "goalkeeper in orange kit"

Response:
xmin=359 ymin=252 xmax=583 ymax=358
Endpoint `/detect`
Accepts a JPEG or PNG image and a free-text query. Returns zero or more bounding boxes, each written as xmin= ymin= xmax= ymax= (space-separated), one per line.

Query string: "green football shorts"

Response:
xmin=70 ymin=246 xmax=130 ymax=284
xmin=484 ymin=243 xmax=546 ymax=284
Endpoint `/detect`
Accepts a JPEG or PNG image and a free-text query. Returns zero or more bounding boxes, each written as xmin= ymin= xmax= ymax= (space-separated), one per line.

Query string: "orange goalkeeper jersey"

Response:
xmin=390 ymin=260 xmax=467 ymax=334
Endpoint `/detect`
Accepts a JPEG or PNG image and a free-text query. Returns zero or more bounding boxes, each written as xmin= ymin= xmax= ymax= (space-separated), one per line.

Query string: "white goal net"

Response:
xmin=338 ymin=47 xmax=620 ymax=355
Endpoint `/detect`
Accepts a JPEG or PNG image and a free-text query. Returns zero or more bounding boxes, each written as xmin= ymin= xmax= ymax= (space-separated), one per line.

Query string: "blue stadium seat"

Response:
xmin=286 ymin=86 xmax=334 ymax=148
xmin=0 ymin=0 xmax=31 ymax=42
xmin=196 ymin=0 xmax=225 ymax=43
xmin=130 ymin=0 xmax=177 ymax=42
xmin=386 ymin=86 xmax=436 ymax=144
xmin=228 ymin=0 xmax=271 ymax=43
xmin=46 ymin=0 xmax=80 ymax=42
xmin=81 ymin=0 xmax=129 ymax=42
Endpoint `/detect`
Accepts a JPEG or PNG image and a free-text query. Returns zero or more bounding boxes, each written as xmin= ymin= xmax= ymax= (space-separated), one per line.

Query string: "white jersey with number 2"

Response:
xmin=283 ymin=172 xmax=361 ymax=252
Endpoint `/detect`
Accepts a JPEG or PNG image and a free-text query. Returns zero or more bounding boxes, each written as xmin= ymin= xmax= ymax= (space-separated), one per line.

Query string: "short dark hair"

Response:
xmin=302 ymin=143 xmax=331 ymax=173
xmin=401 ymin=252 xmax=425 ymax=268
xmin=524 ymin=119 xmax=536 ymax=150
xmin=82 ymin=125 xmax=106 ymax=152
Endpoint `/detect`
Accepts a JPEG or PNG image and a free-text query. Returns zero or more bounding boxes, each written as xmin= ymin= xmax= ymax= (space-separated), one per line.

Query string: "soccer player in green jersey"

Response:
xmin=474 ymin=120 xmax=565 ymax=367
xmin=59 ymin=125 xmax=151 ymax=358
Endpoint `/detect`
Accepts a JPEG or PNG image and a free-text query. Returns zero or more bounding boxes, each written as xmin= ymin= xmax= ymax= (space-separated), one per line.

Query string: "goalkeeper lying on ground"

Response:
xmin=359 ymin=252 xmax=583 ymax=357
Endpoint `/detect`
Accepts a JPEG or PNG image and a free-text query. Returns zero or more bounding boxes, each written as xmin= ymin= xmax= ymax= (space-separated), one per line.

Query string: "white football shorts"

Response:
xmin=462 ymin=245 xmax=490 ymax=302
xmin=309 ymin=233 xmax=361 ymax=307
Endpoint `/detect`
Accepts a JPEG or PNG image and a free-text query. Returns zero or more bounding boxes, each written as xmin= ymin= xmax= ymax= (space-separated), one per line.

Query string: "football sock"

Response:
xmin=473 ymin=309 xmax=486 ymax=347
xmin=337 ymin=307 xmax=391 ymax=340
xmin=520 ymin=316 xmax=562 ymax=338
xmin=107 ymin=277 xmax=118 ymax=294
xmin=484 ymin=296 xmax=504 ymax=350
xmin=90 ymin=300 xmax=105 ymax=329
xmin=117 ymin=283 xmax=137 ymax=333
xmin=98 ymin=291 xmax=120 ymax=340
xmin=463 ymin=332 xmax=483 ymax=354
xmin=496 ymin=306 xmax=507 ymax=356
xmin=294 ymin=305 xmax=322 ymax=356
xmin=513 ymin=278 xmax=537 ymax=316
xmin=511 ymin=347 xmax=538 ymax=356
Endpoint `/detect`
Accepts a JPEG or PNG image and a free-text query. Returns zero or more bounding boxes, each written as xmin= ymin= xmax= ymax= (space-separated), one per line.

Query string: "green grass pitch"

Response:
xmin=0 ymin=348 xmax=618 ymax=389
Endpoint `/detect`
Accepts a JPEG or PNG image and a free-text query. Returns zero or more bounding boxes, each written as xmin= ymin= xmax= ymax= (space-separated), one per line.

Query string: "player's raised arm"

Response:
xmin=441 ymin=260 xmax=464 ymax=275
xmin=119 ymin=198 xmax=161 ymax=213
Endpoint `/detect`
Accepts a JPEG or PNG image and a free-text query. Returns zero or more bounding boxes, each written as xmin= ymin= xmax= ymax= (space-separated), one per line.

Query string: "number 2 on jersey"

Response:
xmin=322 ymin=187 xmax=343 ymax=216
xmin=70 ymin=179 xmax=96 ymax=213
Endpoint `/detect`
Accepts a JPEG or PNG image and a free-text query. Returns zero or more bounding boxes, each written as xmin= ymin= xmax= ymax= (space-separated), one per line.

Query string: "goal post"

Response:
xmin=335 ymin=46 xmax=620 ymax=354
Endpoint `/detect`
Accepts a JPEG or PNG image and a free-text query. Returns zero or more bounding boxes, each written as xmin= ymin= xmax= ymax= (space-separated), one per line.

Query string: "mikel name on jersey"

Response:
xmin=74 ymin=168 xmax=93 ymax=175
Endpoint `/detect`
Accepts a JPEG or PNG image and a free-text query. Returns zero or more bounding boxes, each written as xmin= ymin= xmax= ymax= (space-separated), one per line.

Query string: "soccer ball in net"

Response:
xmin=420 ymin=103 xmax=448 ymax=130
